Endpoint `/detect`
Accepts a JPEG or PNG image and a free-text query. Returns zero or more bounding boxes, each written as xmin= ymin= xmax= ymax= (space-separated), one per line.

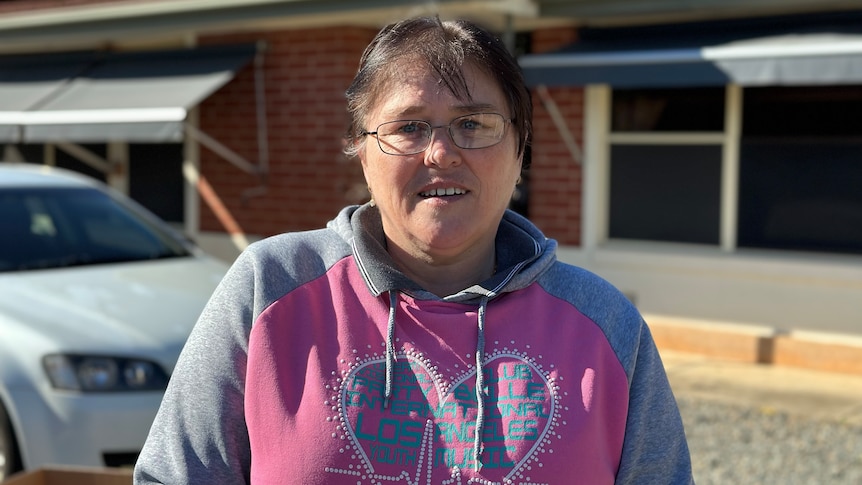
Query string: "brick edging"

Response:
xmin=645 ymin=314 xmax=862 ymax=376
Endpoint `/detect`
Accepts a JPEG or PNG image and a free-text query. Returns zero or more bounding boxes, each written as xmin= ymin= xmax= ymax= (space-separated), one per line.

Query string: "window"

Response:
xmin=607 ymin=84 xmax=862 ymax=256
xmin=738 ymin=86 xmax=862 ymax=255
xmin=608 ymin=87 xmax=725 ymax=245
xmin=613 ymin=88 xmax=725 ymax=132
xmin=129 ymin=143 xmax=184 ymax=224
xmin=610 ymin=144 xmax=721 ymax=244
xmin=0 ymin=187 xmax=189 ymax=272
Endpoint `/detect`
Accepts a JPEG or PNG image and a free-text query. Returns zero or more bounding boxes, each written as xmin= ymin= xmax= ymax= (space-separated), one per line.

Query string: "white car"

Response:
xmin=0 ymin=163 xmax=227 ymax=480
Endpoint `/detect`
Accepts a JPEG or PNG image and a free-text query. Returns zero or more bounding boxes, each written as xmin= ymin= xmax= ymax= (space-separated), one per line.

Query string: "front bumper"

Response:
xmin=9 ymin=386 xmax=163 ymax=470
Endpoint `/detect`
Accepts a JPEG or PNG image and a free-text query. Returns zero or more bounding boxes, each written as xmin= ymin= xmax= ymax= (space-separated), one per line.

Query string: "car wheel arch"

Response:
xmin=0 ymin=394 xmax=24 ymax=480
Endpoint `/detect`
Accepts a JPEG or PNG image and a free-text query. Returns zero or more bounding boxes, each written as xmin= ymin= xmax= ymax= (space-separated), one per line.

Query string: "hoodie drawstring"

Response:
xmin=473 ymin=295 xmax=489 ymax=471
xmin=383 ymin=291 xmax=398 ymax=408
xmin=381 ymin=291 xmax=490 ymax=471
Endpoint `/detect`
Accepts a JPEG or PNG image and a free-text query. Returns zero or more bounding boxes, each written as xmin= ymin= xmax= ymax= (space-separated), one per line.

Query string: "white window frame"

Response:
xmin=571 ymin=84 xmax=862 ymax=337
xmin=585 ymin=84 xmax=742 ymax=251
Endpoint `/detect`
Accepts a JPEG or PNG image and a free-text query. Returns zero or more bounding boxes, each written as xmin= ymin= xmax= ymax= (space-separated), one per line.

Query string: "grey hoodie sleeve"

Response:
xmin=614 ymin=322 xmax=695 ymax=484
xmin=134 ymin=250 xmax=257 ymax=485
xmin=540 ymin=263 xmax=694 ymax=484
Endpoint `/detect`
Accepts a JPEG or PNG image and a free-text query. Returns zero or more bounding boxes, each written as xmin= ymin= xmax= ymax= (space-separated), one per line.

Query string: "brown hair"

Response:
xmin=344 ymin=16 xmax=532 ymax=168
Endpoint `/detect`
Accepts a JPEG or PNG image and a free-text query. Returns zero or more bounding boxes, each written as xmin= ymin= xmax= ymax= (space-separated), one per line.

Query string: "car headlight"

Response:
xmin=42 ymin=354 xmax=169 ymax=392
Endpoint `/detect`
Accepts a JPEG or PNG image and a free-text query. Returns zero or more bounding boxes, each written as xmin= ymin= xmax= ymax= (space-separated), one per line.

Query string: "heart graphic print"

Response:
xmin=325 ymin=346 xmax=564 ymax=484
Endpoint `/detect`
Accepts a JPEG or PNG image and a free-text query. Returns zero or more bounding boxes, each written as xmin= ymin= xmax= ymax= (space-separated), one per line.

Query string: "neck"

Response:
xmin=386 ymin=241 xmax=496 ymax=297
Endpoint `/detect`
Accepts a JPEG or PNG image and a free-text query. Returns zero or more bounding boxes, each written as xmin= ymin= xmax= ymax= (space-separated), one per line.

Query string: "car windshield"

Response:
xmin=0 ymin=186 xmax=191 ymax=272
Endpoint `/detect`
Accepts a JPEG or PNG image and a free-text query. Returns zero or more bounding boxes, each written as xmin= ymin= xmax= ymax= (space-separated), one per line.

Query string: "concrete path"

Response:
xmin=662 ymin=350 xmax=862 ymax=426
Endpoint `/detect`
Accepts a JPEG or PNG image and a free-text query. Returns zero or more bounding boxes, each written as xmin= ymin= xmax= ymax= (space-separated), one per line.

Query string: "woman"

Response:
xmin=135 ymin=16 xmax=693 ymax=484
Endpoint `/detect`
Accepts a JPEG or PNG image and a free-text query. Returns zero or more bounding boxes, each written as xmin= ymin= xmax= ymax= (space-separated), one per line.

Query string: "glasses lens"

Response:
xmin=376 ymin=120 xmax=432 ymax=155
xmin=450 ymin=113 xmax=507 ymax=149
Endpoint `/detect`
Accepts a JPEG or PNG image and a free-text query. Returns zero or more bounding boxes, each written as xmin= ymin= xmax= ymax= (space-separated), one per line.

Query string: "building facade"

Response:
xmin=1 ymin=0 xmax=860 ymax=358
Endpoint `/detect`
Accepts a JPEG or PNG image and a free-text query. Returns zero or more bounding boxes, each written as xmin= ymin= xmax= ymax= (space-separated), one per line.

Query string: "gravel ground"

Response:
xmin=678 ymin=395 xmax=862 ymax=485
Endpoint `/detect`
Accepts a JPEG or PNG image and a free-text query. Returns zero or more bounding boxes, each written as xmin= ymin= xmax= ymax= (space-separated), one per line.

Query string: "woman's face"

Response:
xmin=358 ymin=61 xmax=523 ymax=266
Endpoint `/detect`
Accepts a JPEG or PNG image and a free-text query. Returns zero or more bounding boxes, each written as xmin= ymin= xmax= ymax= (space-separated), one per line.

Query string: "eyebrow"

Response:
xmin=386 ymin=102 xmax=499 ymax=119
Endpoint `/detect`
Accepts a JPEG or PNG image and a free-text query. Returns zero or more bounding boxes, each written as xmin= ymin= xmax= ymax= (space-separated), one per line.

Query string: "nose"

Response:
xmin=424 ymin=126 xmax=461 ymax=169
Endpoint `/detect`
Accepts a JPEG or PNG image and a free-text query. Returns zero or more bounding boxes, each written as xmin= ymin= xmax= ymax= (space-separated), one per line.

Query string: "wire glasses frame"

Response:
xmin=360 ymin=112 xmax=511 ymax=156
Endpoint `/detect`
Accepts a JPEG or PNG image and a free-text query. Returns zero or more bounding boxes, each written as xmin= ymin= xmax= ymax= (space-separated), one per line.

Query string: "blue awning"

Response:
xmin=520 ymin=11 xmax=862 ymax=88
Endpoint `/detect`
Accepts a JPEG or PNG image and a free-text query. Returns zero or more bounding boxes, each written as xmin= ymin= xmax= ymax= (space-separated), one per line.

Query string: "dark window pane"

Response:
xmin=12 ymin=144 xmax=44 ymax=164
xmin=743 ymin=86 xmax=862 ymax=137
xmin=612 ymin=87 xmax=725 ymax=132
xmin=610 ymin=144 xmax=721 ymax=244
xmin=55 ymin=144 xmax=108 ymax=182
xmin=738 ymin=140 xmax=862 ymax=255
xmin=129 ymin=144 xmax=184 ymax=223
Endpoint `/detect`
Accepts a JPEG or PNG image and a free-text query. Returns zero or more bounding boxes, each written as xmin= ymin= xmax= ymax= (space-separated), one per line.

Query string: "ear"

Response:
xmin=356 ymin=138 xmax=371 ymax=168
xmin=357 ymin=151 xmax=377 ymax=206
xmin=357 ymin=148 xmax=376 ymax=203
xmin=516 ymin=153 xmax=525 ymax=184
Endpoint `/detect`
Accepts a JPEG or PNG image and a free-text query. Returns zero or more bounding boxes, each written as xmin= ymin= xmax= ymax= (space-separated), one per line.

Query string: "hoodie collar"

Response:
xmin=330 ymin=203 xmax=555 ymax=302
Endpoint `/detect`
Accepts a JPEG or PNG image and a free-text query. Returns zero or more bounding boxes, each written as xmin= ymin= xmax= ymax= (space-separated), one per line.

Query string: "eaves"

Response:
xmin=0 ymin=0 xmax=545 ymax=54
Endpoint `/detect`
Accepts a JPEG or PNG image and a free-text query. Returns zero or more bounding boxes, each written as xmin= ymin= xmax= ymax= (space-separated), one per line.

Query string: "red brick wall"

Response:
xmin=196 ymin=24 xmax=587 ymax=247
xmin=531 ymin=26 xmax=578 ymax=54
xmin=529 ymin=27 xmax=583 ymax=246
xmin=197 ymin=27 xmax=374 ymax=236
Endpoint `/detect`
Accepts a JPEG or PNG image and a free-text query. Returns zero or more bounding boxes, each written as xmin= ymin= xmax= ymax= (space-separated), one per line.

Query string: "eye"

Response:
xmin=398 ymin=122 xmax=425 ymax=135
xmin=458 ymin=118 xmax=482 ymax=130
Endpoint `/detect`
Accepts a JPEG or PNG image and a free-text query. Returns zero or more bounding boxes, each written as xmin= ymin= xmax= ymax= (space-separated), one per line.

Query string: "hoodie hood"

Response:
xmin=327 ymin=203 xmax=558 ymax=303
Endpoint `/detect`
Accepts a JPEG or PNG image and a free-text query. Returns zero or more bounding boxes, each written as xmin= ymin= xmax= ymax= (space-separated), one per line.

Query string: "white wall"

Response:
xmin=558 ymin=243 xmax=862 ymax=337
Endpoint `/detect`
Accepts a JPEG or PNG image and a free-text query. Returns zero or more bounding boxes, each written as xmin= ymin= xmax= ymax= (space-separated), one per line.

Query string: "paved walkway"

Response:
xmin=662 ymin=350 xmax=862 ymax=426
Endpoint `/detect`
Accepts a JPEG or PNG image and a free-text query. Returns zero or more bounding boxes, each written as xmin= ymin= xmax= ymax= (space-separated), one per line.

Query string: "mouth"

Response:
xmin=419 ymin=187 xmax=467 ymax=198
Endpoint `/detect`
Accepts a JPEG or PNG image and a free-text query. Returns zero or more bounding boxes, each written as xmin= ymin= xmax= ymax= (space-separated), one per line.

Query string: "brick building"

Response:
xmin=1 ymin=0 xmax=861 ymax=369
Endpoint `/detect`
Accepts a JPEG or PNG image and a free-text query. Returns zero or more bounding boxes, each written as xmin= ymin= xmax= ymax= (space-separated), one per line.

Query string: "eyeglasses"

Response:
xmin=361 ymin=112 xmax=511 ymax=156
